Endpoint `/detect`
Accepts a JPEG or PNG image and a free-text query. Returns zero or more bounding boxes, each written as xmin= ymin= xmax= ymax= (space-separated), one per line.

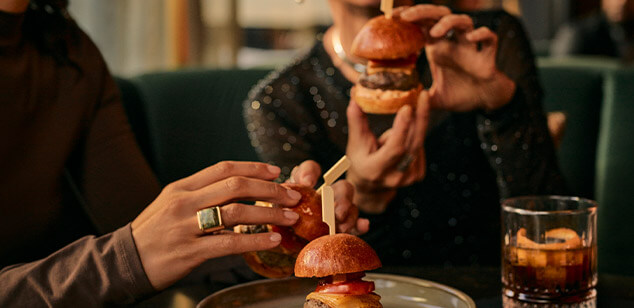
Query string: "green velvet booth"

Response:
xmin=117 ymin=69 xmax=269 ymax=185
xmin=115 ymin=57 xmax=634 ymax=275
xmin=595 ymin=69 xmax=634 ymax=276
xmin=538 ymin=58 xmax=616 ymax=199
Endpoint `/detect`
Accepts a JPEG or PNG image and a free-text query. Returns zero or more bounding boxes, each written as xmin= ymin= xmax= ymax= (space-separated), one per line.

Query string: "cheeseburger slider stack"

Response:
xmin=237 ymin=184 xmax=329 ymax=278
xmin=295 ymin=234 xmax=383 ymax=308
xmin=351 ymin=14 xmax=424 ymax=114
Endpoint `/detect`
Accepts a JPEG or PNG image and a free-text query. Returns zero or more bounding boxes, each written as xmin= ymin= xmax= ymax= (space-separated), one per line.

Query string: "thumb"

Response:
xmin=346 ymin=99 xmax=373 ymax=148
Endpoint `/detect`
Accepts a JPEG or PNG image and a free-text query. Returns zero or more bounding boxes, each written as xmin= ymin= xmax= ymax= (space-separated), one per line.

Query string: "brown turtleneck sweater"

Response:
xmin=0 ymin=9 xmax=160 ymax=306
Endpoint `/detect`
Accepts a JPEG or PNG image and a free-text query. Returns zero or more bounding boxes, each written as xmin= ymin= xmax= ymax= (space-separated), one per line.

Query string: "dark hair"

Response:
xmin=23 ymin=0 xmax=79 ymax=68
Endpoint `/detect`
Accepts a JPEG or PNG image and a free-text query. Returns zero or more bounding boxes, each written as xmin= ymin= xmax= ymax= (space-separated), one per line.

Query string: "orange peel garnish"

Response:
xmin=516 ymin=227 xmax=582 ymax=250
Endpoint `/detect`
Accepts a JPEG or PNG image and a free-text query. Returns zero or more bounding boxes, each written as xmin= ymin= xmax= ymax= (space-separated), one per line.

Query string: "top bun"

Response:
xmin=351 ymin=15 xmax=424 ymax=60
xmin=294 ymin=234 xmax=382 ymax=277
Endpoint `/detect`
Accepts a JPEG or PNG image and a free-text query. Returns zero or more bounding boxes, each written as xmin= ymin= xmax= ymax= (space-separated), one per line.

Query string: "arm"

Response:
xmin=0 ymin=225 xmax=155 ymax=307
xmin=476 ymin=12 xmax=568 ymax=197
xmin=66 ymin=37 xmax=161 ymax=234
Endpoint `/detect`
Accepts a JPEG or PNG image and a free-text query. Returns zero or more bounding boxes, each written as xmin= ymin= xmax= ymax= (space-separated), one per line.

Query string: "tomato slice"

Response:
xmin=315 ymin=279 xmax=375 ymax=295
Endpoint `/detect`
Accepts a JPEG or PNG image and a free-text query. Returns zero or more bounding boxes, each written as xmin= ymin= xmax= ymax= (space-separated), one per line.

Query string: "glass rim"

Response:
xmin=502 ymin=195 xmax=597 ymax=215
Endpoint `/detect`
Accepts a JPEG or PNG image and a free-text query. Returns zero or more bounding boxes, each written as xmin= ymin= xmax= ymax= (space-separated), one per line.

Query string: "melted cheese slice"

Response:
xmin=306 ymin=292 xmax=382 ymax=308
xmin=366 ymin=65 xmax=415 ymax=75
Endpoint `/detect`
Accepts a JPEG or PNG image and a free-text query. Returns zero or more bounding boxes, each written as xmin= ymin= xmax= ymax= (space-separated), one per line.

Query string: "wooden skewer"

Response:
xmin=381 ymin=0 xmax=394 ymax=19
xmin=321 ymin=185 xmax=336 ymax=235
xmin=317 ymin=155 xmax=351 ymax=194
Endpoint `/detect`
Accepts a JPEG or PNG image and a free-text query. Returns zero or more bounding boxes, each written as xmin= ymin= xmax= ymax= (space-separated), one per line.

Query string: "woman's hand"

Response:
xmin=400 ymin=5 xmax=516 ymax=111
xmin=131 ymin=161 xmax=304 ymax=290
xmin=345 ymin=91 xmax=430 ymax=214
xmin=288 ymin=160 xmax=370 ymax=235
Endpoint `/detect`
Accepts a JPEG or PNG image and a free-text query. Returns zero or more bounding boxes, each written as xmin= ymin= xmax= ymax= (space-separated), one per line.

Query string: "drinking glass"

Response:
xmin=501 ymin=196 xmax=597 ymax=306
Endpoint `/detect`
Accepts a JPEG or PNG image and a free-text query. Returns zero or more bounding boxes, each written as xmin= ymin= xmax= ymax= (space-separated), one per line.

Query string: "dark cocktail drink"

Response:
xmin=503 ymin=241 xmax=597 ymax=302
xmin=501 ymin=197 xmax=598 ymax=304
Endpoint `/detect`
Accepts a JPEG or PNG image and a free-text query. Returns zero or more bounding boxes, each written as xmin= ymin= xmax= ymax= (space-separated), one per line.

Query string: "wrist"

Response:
xmin=346 ymin=171 xmax=397 ymax=214
xmin=479 ymin=70 xmax=516 ymax=111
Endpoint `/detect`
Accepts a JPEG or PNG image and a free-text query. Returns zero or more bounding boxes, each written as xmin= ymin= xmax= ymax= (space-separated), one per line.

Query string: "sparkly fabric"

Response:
xmin=244 ymin=10 xmax=567 ymax=267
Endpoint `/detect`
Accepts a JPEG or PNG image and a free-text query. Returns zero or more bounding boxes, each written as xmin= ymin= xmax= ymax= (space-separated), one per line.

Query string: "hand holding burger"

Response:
xmin=399 ymin=4 xmax=516 ymax=111
xmin=238 ymin=160 xmax=369 ymax=278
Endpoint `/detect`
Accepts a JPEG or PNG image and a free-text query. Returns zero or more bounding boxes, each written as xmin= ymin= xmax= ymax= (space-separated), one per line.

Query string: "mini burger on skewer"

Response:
xmin=351 ymin=14 xmax=425 ymax=114
xmin=295 ymin=234 xmax=383 ymax=308
xmin=236 ymin=184 xmax=329 ymax=278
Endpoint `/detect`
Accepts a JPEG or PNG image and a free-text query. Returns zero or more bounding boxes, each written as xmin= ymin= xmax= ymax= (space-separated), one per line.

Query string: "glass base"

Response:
xmin=502 ymin=288 xmax=597 ymax=308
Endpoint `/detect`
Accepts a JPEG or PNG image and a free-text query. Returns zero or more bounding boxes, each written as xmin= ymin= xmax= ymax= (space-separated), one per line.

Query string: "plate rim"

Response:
xmin=198 ymin=272 xmax=477 ymax=308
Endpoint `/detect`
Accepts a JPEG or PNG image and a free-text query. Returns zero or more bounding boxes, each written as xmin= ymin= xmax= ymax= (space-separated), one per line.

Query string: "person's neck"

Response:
xmin=0 ymin=0 xmax=29 ymax=13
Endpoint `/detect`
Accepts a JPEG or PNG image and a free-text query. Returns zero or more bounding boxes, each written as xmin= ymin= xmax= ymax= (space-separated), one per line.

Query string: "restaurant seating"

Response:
xmin=595 ymin=69 xmax=634 ymax=276
xmin=114 ymin=57 xmax=634 ymax=276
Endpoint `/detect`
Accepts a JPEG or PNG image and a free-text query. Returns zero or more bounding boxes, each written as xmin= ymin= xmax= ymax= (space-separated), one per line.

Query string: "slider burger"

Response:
xmin=295 ymin=234 xmax=383 ymax=308
xmin=237 ymin=184 xmax=329 ymax=278
xmin=351 ymin=14 xmax=425 ymax=114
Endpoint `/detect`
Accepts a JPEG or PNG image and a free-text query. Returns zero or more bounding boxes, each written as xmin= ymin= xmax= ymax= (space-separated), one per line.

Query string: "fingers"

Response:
xmin=192 ymin=177 xmax=302 ymax=211
xmin=337 ymin=205 xmax=358 ymax=234
xmin=377 ymin=129 xmax=393 ymax=146
xmin=198 ymin=232 xmax=283 ymax=259
xmin=332 ymin=180 xmax=355 ymax=222
xmin=466 ymin=26 xmax=497 ymax=46
xmin=375 ymin=105 xmax=412 ymax=166
xmin=356 ymin=218 xmax=370 ymax=235
xmin=177 ymin=161 xmax=281 ymax=191
xmin=218 ymin=203 xmax=299 ymax=227
xmin=400 ymin=4 xmax=451 ymax=23
xmin=411 ymin=91 xmax=431 ymax=150
xmin=429 ymin=14 xmax=474 ymax=38
xmin=289 ymin=160 xmax=321 ymax=187
xmin=346 ymin=99 xmax=374 ymax=150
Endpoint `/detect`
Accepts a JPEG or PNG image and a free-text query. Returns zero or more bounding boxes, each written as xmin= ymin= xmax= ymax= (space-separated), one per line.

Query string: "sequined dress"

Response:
xmin=244 ymin=10 xmax=567 ymax=266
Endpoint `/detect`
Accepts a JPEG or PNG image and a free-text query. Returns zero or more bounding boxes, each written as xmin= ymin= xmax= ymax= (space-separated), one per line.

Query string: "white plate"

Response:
xmin=197 ymin=273 xmax=476 ymax=308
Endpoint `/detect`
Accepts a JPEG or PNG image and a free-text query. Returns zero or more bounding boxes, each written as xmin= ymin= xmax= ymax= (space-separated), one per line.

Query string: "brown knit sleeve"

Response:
xmin=0 ymin=224 xmax=155 ymax=306
xmin=66 ymin=28 xmax=162 ymax=234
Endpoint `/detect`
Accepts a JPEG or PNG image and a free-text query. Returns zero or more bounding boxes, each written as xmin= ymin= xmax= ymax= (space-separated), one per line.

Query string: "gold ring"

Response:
xmin=197 ymin=206 xmax=224 ymax=234
xmin=397 ymin=153 xmax=415 ymax=172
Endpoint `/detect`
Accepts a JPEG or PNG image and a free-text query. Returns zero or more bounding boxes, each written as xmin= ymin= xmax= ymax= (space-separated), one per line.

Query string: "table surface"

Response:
xmin=136 ymin=266 xmax=634 ymax=308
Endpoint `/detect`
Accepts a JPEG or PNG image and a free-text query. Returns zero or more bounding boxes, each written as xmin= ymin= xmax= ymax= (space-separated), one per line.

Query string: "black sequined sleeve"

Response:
xmin=474 ymin=11 xmax=568 ymax=198
xmin=243 ymin=67 xmax=342 ymax=181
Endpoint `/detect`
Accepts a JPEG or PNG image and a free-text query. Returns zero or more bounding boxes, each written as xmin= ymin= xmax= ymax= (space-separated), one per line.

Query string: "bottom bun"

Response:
xmin=352 ymin=84 xmax=422 ymax=114
xmin=305 ymin=292 xmax=382 ymax=308
xmin=242 ymin=250 xmax=295 ymax=278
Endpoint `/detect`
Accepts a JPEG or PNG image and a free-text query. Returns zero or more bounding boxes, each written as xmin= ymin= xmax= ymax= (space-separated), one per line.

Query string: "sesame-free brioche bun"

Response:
xmin=352 ymin=84 xmax=421 ymax=114
xmin=294 ymin=234 xmax=382 ymax=278
xmin=351 ymin=15 xmax=424 ymax=60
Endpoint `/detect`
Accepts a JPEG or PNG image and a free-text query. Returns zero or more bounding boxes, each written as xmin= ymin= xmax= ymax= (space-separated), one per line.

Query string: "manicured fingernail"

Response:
xmin=287 ymin=189 xmax=302 ymax=200
xmin=284 ymin=211 xmax=300 ymax=221
xmin=301 ymin=175 xmax=314 ymax=186
xmin=270 ymin=232 xmax=282 ymax=242
xmin=268 ymin=165 xmax=281 ymax=174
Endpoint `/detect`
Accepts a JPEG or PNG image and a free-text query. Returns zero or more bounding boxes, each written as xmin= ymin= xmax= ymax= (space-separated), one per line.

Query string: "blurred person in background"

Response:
xmin=551 ymin=0 xmax=634 ymax=62
xmin=0 ymin=0 xmax=363 ymax=305
xmin=244 ymin=0 xmax=567 ymax=267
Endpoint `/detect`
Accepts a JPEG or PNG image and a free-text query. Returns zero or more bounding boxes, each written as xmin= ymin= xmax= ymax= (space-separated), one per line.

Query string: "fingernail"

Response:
xmin=300 ymin=175 xmax=314 ymax=186
xmin=287 ymin=189 xmax=302 ymax=200
xmin=284 ymin=211 xmax=300 ymax=221
xmin=268 ymin=165 xmax=281 ymax=174
xmin=270 ymin=233 xmax=282 ymax=242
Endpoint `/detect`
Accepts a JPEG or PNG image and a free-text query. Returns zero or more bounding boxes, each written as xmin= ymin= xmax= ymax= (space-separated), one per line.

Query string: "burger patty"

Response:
xmin=239 ymin=224 xmax=296 ymax=267
xmin=304 ymin=299 xmax=331 ymax=308
xmin=359 ymin=70 xmax=420 ymax=91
